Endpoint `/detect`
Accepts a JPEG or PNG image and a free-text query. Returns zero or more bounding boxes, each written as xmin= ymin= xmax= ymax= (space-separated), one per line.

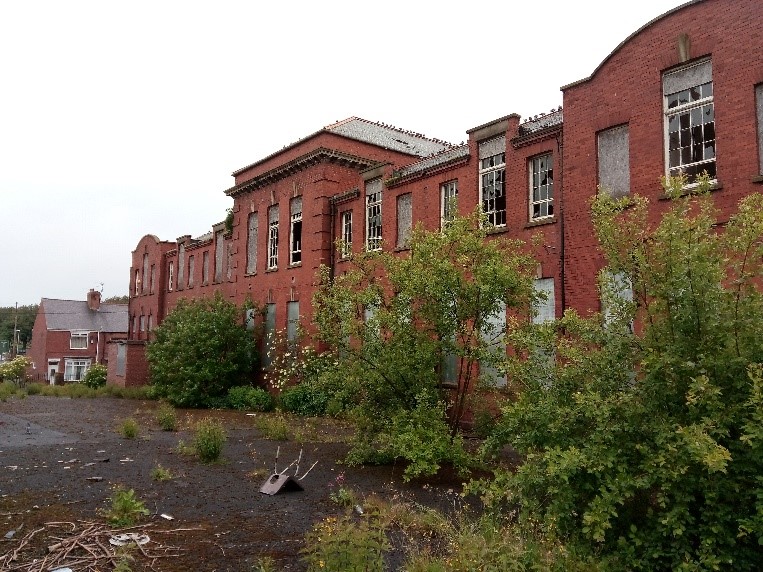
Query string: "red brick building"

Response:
xmin=113 ymin=0 xmax=763 ymax=387
xmin=28 ymin=290 xmax=127 ymax=384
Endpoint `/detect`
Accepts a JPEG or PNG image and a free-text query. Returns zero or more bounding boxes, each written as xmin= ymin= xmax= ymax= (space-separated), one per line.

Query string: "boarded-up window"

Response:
xmin=116 ymin=344 xmax=126 ymax=377
xmin=598 ymin=125 xmax=630 ymax=197
xmin=177 ymin=244 xmax=185 ymax=290
xmin=142 ymin=254 xmax=149 ymax=293
xmin=287 ymin=301 xmax=300 ymax=343
xmin=757 ymin=84 xmax=763 ymax=174
xmin=226 ymin=243 xmax=233 ymax=281
xmin=150 ymin=264 xmax=156 ymax=293
xmin=263 ymin=303 xmax=276 ymax=367
xmin=202 ymin=251 xmax=209 ymax=285
xmin=533 ymin=278 xmax=556 ymax=324
xmin=480 ymin=302 xmax=507 ymax=388
xmin=214 ymin=231 xmax=224 ymax=282
xmin=396 ymin=193 xmax=412 ymax=248
xmin=187 ymin=255 xmax=195 ymax=288
xmin=246 ymin=212 xmax=258 ymax=274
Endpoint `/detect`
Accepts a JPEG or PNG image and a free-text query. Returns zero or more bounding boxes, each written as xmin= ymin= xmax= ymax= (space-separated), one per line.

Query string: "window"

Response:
xmin=479 ymin=136 xmax=506 ymax=227
xmin=64 ymin=359 xmax=91 ymax=382
xmin=133 ymin=269 xmax=140 ymax=296
xmin=187 ymin=255 xmax=195 ymax=288
xmin=168 ymin=261 xmax=174 ymax=291
xmin=533 ymin=278 xmax=555 ymax=324
xmin=116 ymin=344 xmax=126 ymax=377
xmin=340 ymin=211 xmax=352 ymax=258
xmin=147 ymin=314 xmax=153 ymax=332
xmin=70 ymin=331 xmax=88 ymax=349
xmin=246 ymin=211 xmax=258 ymax=274
xmin=139 ymin=315 xmax=145 ymax=332
xmin=601 ymin=270 xmax=634 ymax=329
xmin=598 ymin=125 xmax=630 ymax=197
xmin=268 ymin=205 xmax=279 ymax=269
xmin=396 ymin=193 xmax=412 ymax=248
xmin=530 ymin=154 xmax=554 ymax=220
xmin=142 ymin=254 xmax=149 ymax=293
xmin=214 ymin=230 xmax=224 ymax=282
xmin=263 ymin=303 xmax=276 ymax=367
xmin=756 ymin=84 xmax=763 ymax=174
xmin=290 ymin=197 xmax=302 ymax=265
xmin=202 ymin=251 xmax=209 ymax=285
xmin=440 ymin=180 xmax=458 ymax=227
xmin=177 ymin=243 xmax=185 ymax=290
xmin=226 ymin=243 xmax=233 ymax=281
xmin=480 ymin=303 xmax=507 ymax=387
xmin=150 ymin=264 xmax=156 ymax=294
xmin=287 ymin=301 xmax=300 ymax=343
xmin=664 ymin=59 xmax=715 ymax=183
xmin=366 ymin=178 xmax=382 ymax=251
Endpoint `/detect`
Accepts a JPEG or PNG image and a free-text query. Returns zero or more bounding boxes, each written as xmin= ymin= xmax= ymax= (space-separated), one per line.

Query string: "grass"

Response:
xmin=255 ymin=413 xmax=290 ymax=441
xmin=151 ymin=464 xmax=173 ymax=481
xmin=118 ymin=418 xmax=139 ymax=439
xmin=155 ymin=402 xmax=178 ymax=431
xmin=194 ymin=418 xmax=227 ymax=463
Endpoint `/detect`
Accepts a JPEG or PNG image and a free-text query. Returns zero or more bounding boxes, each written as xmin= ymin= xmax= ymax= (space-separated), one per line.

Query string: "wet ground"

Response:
xmin=0 ymin=396 xmax=467 ymax=571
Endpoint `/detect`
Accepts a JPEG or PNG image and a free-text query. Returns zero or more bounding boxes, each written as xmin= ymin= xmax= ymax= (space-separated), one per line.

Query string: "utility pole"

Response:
xmin=11 ymin=302 xmax=18 ymax=358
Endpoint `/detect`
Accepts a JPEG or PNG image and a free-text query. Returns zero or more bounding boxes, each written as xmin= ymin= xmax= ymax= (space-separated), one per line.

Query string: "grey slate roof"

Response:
xmin=325 ymin=117 xmax=452 ymax=157
xmin=41 ymin=299 xmax=128 ymax=333
xmin=392 ymin=144 xmax=470 ymax=180
xmin=517 ymin=109 xmax=564 ymax=136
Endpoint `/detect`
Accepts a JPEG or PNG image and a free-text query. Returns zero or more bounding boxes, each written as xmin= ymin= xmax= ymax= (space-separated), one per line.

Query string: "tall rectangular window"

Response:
xmin=263 ymin=303 xmax=276 ymax=367
xmin=268 ymin=205 xmax=279 ymax=269
xmin=142 ymin=254 xmax=149 ymax=293
xmin=530 ymin=154 xmax=554 ymax=220
xmin=440 ymin=180 xmax=458 ymax=227
xmin=246 ymin=211 xmax=258 ymax=274
xmin=287 ymin=301 xmax=300 ymax=343
xmin=756 ymin=84 xmax=763 ymax=174
xmin=116 ymin=344 xmax=126 ymax=377
xmin=340 ymin=211 xmax=352 ymax=258
xmin=139 ymin=315 xmax=145 ymax=332
xmin=226 ymin=243 xmax=233 ymax=281
xmin=290 ymin=197 xmax=303 ymax=265
xmin=168 ymin=261 xmax=174 ymax=292
xmin=664 ymin=59 xmax=715 ymax=183
xmin=396 ymin=193 xmax=412 ymax=248
xmin=480 ymin=302 xmax=507 ymax=387
xmin=187 ymin=255 xmax=195 ymax=288
xmin=479 ymin=136 xmax=506 ymax=227
xmin=598 ymin=125 xmax=631 ymax=197
xmin=70 ymin=331 xmax=88 ymax=350
xmin=134 ymin=269 xmax=140 ymax=296
xmin=533 ymin=278 xmax=556 ymax=324
xmin=202 ymin=251 xmax=209 ymax=285
xmin=366 ymin=178 xmax=383 ymax=251
xmin=214 ymin=230 xmax=224 ymax=282
xmin=147 ymin=314 xmax=153 ymax=332
xmin=177 ymin=243 xmax=185 ymax=290
xmin=150 ymin=264 xmax=156 ymax=294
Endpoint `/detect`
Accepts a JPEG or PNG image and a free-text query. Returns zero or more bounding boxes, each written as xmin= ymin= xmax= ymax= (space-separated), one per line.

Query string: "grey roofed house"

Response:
xmin=40 ymin=298 xmax=128 ymax=332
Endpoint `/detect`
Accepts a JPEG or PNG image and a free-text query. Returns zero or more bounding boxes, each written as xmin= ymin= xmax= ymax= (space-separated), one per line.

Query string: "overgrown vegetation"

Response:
xmin=193 ymin=417 xmax=227 ymax=463
xmin=82 ymin=363 xmax=107 ymax=388
xmin=155 ymin=402 xmax=178 ymax=431
xmin=146 ymin=294 xmax=259 ymax=407
xmin=0 ymin=356 xmax=32 ymax=384
xmin=118 ymin=418 xmax=139 ymax=439
xmin=227 ymin=385 xmax=274 ymax=412
xmin=102 ymin=486 xmax=149 ymax=527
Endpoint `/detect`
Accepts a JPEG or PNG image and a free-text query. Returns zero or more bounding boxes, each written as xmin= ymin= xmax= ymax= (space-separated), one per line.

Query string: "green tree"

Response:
xmin=483 ymin=176 xmax=763 ymax=571
xmin=103 ymin=294 xmax=129 ymax=304
xmin=314 ymin=210 xmax=536 ymax=478
xmin=0 ymin=304 xmax=38 ymax=353
xmin=146 ymin=294 xmax=259 ymax=407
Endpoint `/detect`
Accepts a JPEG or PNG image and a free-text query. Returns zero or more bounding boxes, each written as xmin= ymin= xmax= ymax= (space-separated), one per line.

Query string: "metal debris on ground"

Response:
xmin=259 ymin=447 xmax=317 ymax=495
xmin=0 ymin=520 xmax=187 ymax=571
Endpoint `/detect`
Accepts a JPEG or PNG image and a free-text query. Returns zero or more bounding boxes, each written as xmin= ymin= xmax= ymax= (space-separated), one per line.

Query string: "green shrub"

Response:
xmin=302 ymin=515 xmax=388 ymax=572
xmin=279 ymin=383 xmax=330 ymax=416
xmin=82 ymin=363 xmax=108 ymax=388
xmin=103 ymin=486 xmax=149 ymax=526
xmin=119 ymin=418 xmax=139 ymax=439
xmin=151 ymin=464 xmax=173 ymax=481
xmin=227 ymin=385 xmax=274 ymax=412
xmin=194 ymin=417 xmax=227 ymax=463
xmin=155 ymin=403 xmax=178 ymax=431
xmin=255 ymin=414 xmax=290 ymax=441
xmin=25 ymin=382 xmax=42 ymax=395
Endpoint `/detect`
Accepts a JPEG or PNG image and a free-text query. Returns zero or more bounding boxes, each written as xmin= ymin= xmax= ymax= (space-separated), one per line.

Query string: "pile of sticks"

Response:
xmin=0 ymin=520 xmax=191 ymax=571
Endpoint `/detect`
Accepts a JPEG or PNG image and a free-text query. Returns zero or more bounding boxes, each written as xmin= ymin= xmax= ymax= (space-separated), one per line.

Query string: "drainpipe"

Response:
xmin=556 ymin=130 xmax=566 ymax=313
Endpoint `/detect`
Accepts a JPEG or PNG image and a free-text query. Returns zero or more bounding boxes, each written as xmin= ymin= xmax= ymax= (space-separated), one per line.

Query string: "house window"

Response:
xmin=664 ymin=59 xmax=715 ymax=183
xmin=290 ymin=197 xmax=302 ymax=265
xmin=246 ymin=211 xmax=258 ymax=274
xmin=533 ymin=278 xmax=556 ymax=324
xmin=396 ymin=193 xmax=412 ymax=248
xmin=64 ymin=359 xmax=91 ymax=382
xmin=287 ymin=301 xmax=300 ymax=343
xmin=530 ymin=154 xmax=554 ymax=220
xmin=187 ymin=255 xmax=195 ymax=288
xmin=168 ymin=261 xmax=174 ymax=291
xmin=756 ymin=84 xmax=763 ymax=174
xmin=142 ymin=254 xmax=149 ymax=293
xmin=440 ymin=180 xmax=458 ymax=227
xmin=70 ymin=331 xmax=88 ymax=350
xmin=177 ymin=243 xmax=185 ymax=291
xmin=479 ymin=136 xmax=506 ymax=227
xmin=598 ymin=125 xmax=631 ymax=197
xmin=268 ymin=205 xmax=279 ymax=269
xmin=214 ymin=230 xmax=224 ymax=282
xmin=140 ymin=315 xmax=145 ymax=332
xmin=366 ymin=178 xmax=382 ymax=251
xmin=150 ymin=264 xmax=156 ymax=294
xmin=202 ymin=251 xmax=209 ymax=285
xmin=340 ymin=211 xmax=352 ymax=258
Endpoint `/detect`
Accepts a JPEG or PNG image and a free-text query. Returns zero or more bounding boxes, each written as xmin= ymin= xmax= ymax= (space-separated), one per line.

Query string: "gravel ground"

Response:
xmin=0 ymin=396 xmax=468 ymax=571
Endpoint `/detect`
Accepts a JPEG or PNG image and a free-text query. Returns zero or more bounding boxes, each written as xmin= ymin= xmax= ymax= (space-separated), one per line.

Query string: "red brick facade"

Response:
xmin=114 ymin=0 xmax=763 ymax=387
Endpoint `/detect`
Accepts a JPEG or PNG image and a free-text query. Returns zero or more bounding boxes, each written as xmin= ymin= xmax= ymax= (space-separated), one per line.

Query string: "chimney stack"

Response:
xmin=87 ymin=289 xmax=101 ymax=311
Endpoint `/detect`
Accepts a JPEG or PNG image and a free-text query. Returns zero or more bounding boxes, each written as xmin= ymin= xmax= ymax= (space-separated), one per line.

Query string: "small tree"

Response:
xmin=483 ymin=175 xmax=763 ymax=571
xmin=146 ymin=294 xmax=259 ymax=407
xmin=314 ymin=210 xmax=536 ymax=477
xmin=0 ymin=356 xmax=32 ymax=384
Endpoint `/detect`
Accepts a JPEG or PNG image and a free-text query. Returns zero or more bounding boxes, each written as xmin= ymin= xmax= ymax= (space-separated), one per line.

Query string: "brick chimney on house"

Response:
xmin=87 ymin=289 xmax=101 ymax=311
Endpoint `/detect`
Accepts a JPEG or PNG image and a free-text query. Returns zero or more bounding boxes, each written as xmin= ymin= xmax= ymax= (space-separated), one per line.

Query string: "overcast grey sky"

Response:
xmin=0 ymin=0 xmax=686 ymax=307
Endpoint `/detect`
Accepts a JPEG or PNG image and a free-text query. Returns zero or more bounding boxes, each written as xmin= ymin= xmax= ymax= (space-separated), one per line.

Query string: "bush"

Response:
xmin=227 ymin=386 xmax=274 ymax=412
xmin=119 ymin=418 xmax=139 ymax=439
xmin=103 ymin=486 xmax=149 ymax=526
xmin=194 ymin=418 xmax=227 ymax=463
xmin=155 ymin=403 xmax=178 ymax=431
xmin=255 ymin=414 xmax=290 ymax=441
xmin=279 ymin=383 xmax=330 ymax=416
xmin=302 ymin=515 xmax=388 ymax=572
xmin=82 ymin=363 xmax=107 ymax=388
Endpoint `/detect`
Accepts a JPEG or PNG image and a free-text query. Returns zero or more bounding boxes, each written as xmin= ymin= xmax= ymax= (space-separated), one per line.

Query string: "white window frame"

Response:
xmin=168 ymin=261 xmax=174 ymax=291
xmin=366 ymin=185 xmax=382 ymax=251
xmin=440 ymin=180 xmax=458 ymax=227
xmin=64 ymin=358 xmax=91 ymax=382
xmin=134 ymin=269 xmax=140 ymax=296
xmin=268 ymin=207 xmax=279 ymax=270
xmin=70 ymin=331 xmax=89 ymax=350
xmin=290 ymin=199 xmax=302 ymax=265
xmin=480 ymin=152 xmax=506 ymax=227
xmin=341 ymin=210 xmax=352 ymax=258
xmin=663 ymin=59 xmax=716 ymax=185
xmin=529 ymin=154 xmax=554 ymax=221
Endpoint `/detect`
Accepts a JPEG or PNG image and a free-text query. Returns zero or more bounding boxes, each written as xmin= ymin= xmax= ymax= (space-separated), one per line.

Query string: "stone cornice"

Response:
xmin=225 ymin=148 xmax=381 ymax=197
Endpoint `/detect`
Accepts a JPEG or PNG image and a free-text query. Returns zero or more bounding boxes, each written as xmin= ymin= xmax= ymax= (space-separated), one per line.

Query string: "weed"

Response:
xmin=151 ymin=464 xmax=173 ymax=481
xmin=328 ymin=472 xmax=357 ymax=508
xmin=155 ymin=402 xmax=178 ymax=431
xmin=194 ymin=417 xmax=227 ymax=463
xmin=246 ymin=467 xmax=271 ymax=480
xmin=302 ymin=515 xmax=388 ymax=571
xmin=103 ymin=486 xmax=149 ymax=526
xmin=175 ymin=439 xmax=194 ymax=456
xmin=25 ymin=383 xmax=42 ymax=395
xmin=255 ymin=413 xmax=290 ymax=441
xmin=118 ymin=418 xmax=139 ymax=439
xmin=253 ymin=556 xmax=277 ymax=571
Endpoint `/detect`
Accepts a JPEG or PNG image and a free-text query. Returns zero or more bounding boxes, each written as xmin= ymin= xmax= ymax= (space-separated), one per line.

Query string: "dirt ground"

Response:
xmin=0 ymin=396 xmax=471 ymax=571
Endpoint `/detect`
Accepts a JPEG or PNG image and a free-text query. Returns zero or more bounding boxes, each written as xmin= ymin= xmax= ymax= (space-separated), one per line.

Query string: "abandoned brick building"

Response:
xmin=108 ymin=0 xmax=763 ymax=387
